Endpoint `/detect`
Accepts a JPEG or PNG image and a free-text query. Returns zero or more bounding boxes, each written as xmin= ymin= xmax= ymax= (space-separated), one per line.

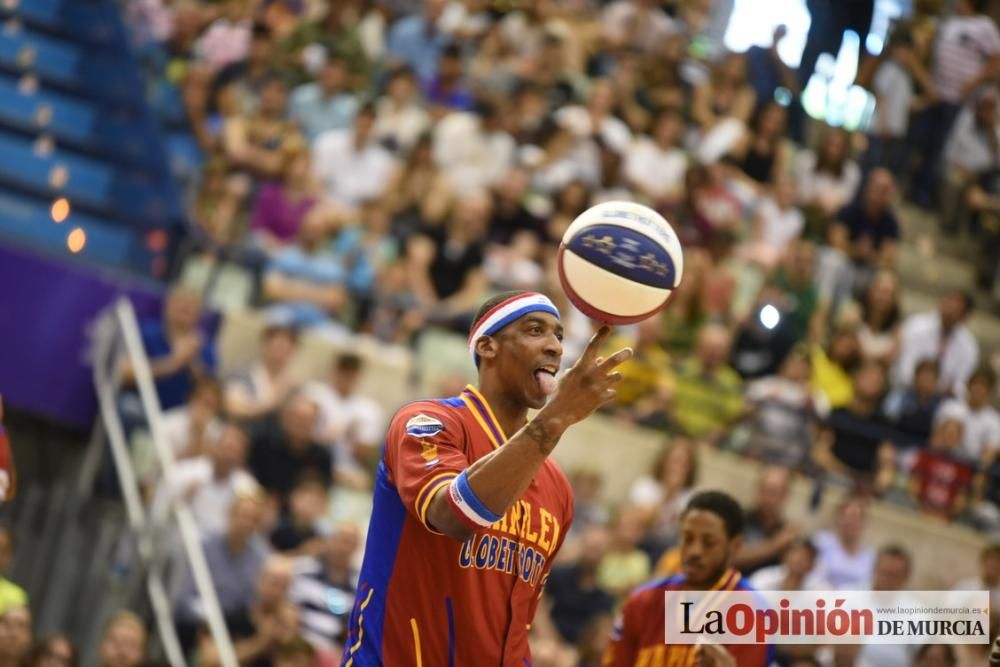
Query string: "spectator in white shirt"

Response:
xmin=159 ymin=377 xmax=224 ymax=460
xmin=749 ymin=538 xmax=830 ymax=591
xmin=937 ymin=366 xmax=1000 ymax=465
xmin=624 ymin=109 xmax=688 ymax=207
xmin=953 ymin=543 xmax=1000 ymax=613
xmin=306 ymin=353 xmax=384 ymax=488
xmin=812 ymin=497 xmax=876 ymax=590
xmin=154 ymin=424 xmax=259 ymax=536
xmin=795 ymin=127 xmax=861 ymax=222
xmin=312 ymin=103 xmax=397 ymax=214
xmin=372 ymin=66 xmax=431 ymax=153
xmin=750 ymin=175 xmax=804 ymax=267
xmin=892 ymin=290 xmax=979 ymax=398
xmin=225 ymin=324 xmax=300 ymax=420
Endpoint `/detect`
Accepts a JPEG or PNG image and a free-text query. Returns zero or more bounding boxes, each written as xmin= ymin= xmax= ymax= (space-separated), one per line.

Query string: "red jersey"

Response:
xmin=911 ymin=449 xmax=974 ymax=517
xmin=342 ymin=385 xmax=574 ymax=667
xmin=0 ymin=424 xmax=14 ymax=502
xmin=603 ymin=569 xmax=774 ymax=667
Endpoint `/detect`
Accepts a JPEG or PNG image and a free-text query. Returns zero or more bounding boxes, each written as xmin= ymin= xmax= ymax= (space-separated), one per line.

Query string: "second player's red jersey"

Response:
xmin=342 ymin=385 xmax=574 ymax=666
xmin=603 ymin=569 xmax=774 ymax=667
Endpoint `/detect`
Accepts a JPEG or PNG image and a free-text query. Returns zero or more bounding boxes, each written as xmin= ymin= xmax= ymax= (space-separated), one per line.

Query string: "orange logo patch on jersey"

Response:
xmin=419 ymin=439 xmax=439 ymax=467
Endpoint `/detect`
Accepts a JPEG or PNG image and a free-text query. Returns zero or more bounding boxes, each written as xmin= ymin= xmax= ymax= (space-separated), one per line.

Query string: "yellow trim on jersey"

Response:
xmin=464 ymin=384 xmax=509 ymax=441
xmin=416 ymin=471 xmax=458 ymax=533
xmin=460 ymin=394 xmax=501 ymax=449
xmin=344 ymin=587 xmax=375 ymax=667
xmin=410 ymin=618 xmax=423 ymax=667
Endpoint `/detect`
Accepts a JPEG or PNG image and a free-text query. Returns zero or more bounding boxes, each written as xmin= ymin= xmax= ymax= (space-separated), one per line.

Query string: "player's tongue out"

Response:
xmin=534 ymin=368 xmax=557 ymax=396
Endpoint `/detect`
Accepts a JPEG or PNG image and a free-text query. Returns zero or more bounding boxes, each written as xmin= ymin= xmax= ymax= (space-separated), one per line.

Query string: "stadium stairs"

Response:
xmin=0 ymin=0 xmax=192 ymax=279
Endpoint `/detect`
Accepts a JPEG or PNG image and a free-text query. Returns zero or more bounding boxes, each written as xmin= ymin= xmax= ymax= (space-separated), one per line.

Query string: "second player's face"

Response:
xmin=679 ymin=510 xmax=737 ymax=588
xmin=495 ymin=313 xmax=563 ymax=410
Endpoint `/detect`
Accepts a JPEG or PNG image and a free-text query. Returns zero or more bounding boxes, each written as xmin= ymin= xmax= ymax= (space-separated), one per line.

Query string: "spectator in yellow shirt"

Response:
xmin=601 ymin=315 xmax=675 ymax=429
xmin=670 ymin=324 xmax=746 ymax=443
xmin=810 ymin=325 xmax=863 ymax=409
xmin=0 ymin=527 xmax=26 ymax=615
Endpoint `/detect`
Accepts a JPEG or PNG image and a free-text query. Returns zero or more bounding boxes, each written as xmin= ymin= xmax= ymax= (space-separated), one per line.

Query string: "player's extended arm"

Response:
xmin=426 ymin=326 xmax=632 ymax=541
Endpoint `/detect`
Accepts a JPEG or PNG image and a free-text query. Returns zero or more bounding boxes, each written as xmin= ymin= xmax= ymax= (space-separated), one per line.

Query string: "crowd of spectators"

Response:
xmin=3 ymin=0 xmax=1000 ymax=665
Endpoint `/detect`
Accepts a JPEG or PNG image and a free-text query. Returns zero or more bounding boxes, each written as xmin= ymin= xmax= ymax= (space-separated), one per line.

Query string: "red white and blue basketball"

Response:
xmin=557 ymin=201 xmax=684 ymax=325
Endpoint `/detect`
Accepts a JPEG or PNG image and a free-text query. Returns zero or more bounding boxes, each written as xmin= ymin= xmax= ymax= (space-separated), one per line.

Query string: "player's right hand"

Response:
xmin=545 ymin=326 xmax=632 ymax=426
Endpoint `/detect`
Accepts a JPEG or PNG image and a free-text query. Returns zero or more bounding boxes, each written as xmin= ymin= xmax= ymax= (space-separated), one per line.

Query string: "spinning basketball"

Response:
xmin=557 ymin=201 xmax=684 ymax=324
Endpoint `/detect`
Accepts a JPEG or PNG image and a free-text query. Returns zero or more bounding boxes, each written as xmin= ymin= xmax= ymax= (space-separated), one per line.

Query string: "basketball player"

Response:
xmin=604 ymin=491 xmax=775 ymax=667
xmin=341 ymin=291 xmax=632 ymax=666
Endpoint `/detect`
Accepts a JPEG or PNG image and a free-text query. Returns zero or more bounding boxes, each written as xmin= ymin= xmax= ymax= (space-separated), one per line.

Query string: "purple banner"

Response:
xmin=0 ymin=244 xmax=164 ymax=429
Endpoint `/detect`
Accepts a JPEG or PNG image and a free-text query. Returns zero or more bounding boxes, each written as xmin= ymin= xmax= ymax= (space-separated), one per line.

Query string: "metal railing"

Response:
xmin=90 ymin=297 xmax=238 ymax=667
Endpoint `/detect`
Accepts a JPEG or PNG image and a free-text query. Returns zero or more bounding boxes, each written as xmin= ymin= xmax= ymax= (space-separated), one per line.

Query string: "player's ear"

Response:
xmin=476 ymin=335 xmax=499 ymax=363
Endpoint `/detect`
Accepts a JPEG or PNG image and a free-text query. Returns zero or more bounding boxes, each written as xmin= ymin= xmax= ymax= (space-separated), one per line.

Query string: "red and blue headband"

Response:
xmin=468 ymin=292 xmax=560 ymax=363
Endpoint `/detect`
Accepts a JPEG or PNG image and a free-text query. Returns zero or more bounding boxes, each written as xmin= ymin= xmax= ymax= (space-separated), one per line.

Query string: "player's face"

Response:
xmin=494 ymin=313 xmax=563 ymax=410
xmin=679 ymin=510 xmax=738 ymax=588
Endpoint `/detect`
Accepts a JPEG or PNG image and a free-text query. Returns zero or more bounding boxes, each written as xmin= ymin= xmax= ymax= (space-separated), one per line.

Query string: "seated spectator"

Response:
xmin=197 ymin=557 xmax=300 ymax=667
xmin=953 ymin=543 xmax=1000 ymax=612
xmin=814 ymin=360 xmax=897 ymax=492
xmin=175 ymin=494 xmax=270 ymax=641
xmin=487 ymin=168 xmax=546 ymax=247
xmin=247 ymin=393 xmax=332 ymax=503
xmin=269 ymin=477 xmax=327 ymax=554
xmin=0 ymin=527 xmax=25 ymax=615
xmin=223 ymin=75 xmax=304 ymax=180
xmin=691 ymin=52 xmax=756 ymax=132
xmin=209 ymin=22 xmax=275 ymax=119
xmin=943 ymin=87 xmax=1000 ymax=226
xmin=225 ymin=324 xmax=299 ymax=420
xmin=627 ymin=437 xmax=699 ymax=557
xmin=289 ymin=522 xmax=361 ymax=654
xmin=21 ymin=635 xmax=78 ymax=667
xmin=289 ymin=57 xmax=358 ymax=141
xmin=0 ymin=606 xmax=30 ymax=667
xmin=749 ymin=537 xmax=828 ymax=591
xmin=810 ymin=325 xmax=863 ymax=410
xmin=263 ymin=215 xmax=349 ymax=334
xmin=659 ymin=249 xmax=709 ymax=356
xmin=796 ymin=127 xmax=861 ymax=235
xmin=543 ymin=525 xmax=615 ymax=646
xmin=384 ymin=0 xmax=450 ymax=82
xmin=596 ymin=507 xmax=651 ymax=599
xmin=831 ymin=167 xmax=900 ymax=269
xmin=98 ymin=611 xmax=146 ymax=667
xmin=424 ymin=45 xmax=474 ymax=112
xmin=735 ymin=467 xmax=800 ymax=577
xmin=544 ymin=179 xmax=591 ymax=244
xmin=743 ymin=348 xmax=827 ymax=468
xmin=812 ymin=497 xmax=876 ymax=590
xmin=766 ymin=240 xmax=821 ymax=344
xmin=569 ymin=468 xmax=609 ymax=538
xmin=193 ymin=0 xmax=253 ymax=74
xmin=124 ymin=287 xmax=216 ymax=412
xmin=600 ymin=0 xmax=677 ymax=55
xmin=432 ymin=102 xmax=516 ymax=195
xmin=306 ymin=353 xmax=384 ymax=488
xmin=599 ymin=315 xmax=674 ymax=429
xmin=367 ymin=260 xmax=426 ymax=345
xmin=733 ymin=101 xmax=790 ymax=188
xmin=623 ymin=109 xmax=688 ymax=207
xmin=910 ymin=417 xmax=975 ymax=520
xmin=154 ymin=424 xmax=259 ymax=536
xmin=750 ymin=175 xmax=805 ymax=267
xmin=858 ymin=545 xmax=918 ymax=666
xmin=937 ymin=366 xmax=1000 ymax=465
xmin=406 ymin=193 xmax=490 ymax=329
xmin=882 ymin=359 xmax=944 ymax=448
xmin=670 ymin=324 xmax=745 ymax=442
xmin=249 ymin=147 xmax=321 ymax=252
xmin=158 ymin=377 xmax=224 ymax=460
xmin=554 ymin=79 xmax=632 ymax=157
xmin=312 ymin=104 xmax=398 ymax=215
xmin=372 ymin=67 xmax=430 ymax=153
xmin=677 ymin=163 xmax=743 ymax=249
xmin=383 ymin=134 xmax=453 ymax=237
xmin=892 ymin=290 xmax=979 ymax=397
xmin=853 ymin=268 xmax=902 ymax=363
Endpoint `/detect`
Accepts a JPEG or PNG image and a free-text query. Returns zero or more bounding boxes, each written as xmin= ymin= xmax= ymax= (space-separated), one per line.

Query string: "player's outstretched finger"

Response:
xmin=605 ymin=371 xmax=623 ymax=385
xmin=581 ymin=325 xmax=612 ymax=362
xmin=602 ymin=388 xmax=617 ymax=402
xmin=600 ymin=346 xmax=633 ymax=369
